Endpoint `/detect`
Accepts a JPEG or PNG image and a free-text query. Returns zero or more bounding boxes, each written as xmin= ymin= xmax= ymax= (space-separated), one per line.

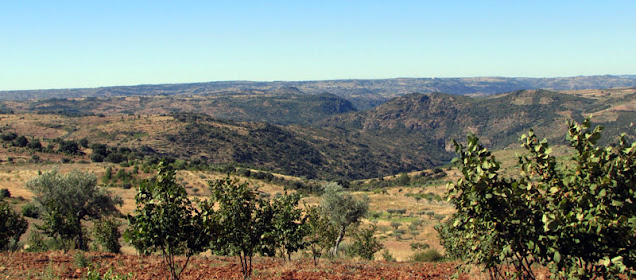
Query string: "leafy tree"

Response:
xmin=21 ymin=202 xmax=40 ymax=218
xmin=304 ymin=205 xmax=338 ymax=265
xmin=1 ymin=132 xmax=17 ymax=142
xmin=269 ymin=191 xmax=308 ymax=261
xmin=0 ymin=188 xmax=9 ymax=198
xmin=207 ymin=177 xmax=271 ymax=279
xmin=397 ymin=172 xmax=410 ymax=186
xmin=57 ymin=140 xmax=81 ymax=155
xmin=78 ymin=138 xmax=89 ymax=148
xmin=125 ymin=162 xmax=207 ymax=280
xmin=320 ymin=182 xmax=369 ymax=257
xmin=12 ymin=135 xmax=28 ymax=147
xmin=439 ymin=119 xmax=636 ymax=279
xmin=390 ymin=221 xmax=401 ymax=229
xmin=27 ymin=138 xmax=42 ymax=151
xmin=349 ymin=225 xmax=383 ymax=260
xmin=0 ymin=200 xmax=28 ymax=251
xmin=92 ymin=217 xmax=122 ymax=253
xmin=521 ymin=120 xmax=636 ymax=279
xmin=27 ymin=170 xmax=122 ymax=250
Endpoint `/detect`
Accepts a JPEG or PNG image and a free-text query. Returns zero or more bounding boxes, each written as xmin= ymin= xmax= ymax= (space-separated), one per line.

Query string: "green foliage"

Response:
xmin=22 ymin=202 xmax=40 ymax=218
xmin=206 ymin=177 xmax=272 ymax=279
xmin=304 ymin=205 xmax=338 ymax=266
xmin=410 ymin=248 xmax=443 ymax=263
xmin=27 ymin=170 xmax=121 ymax=250
xmin=349 ymin=225 xmax=383 ymax=260
xmin=125 ymin=161 xmax=207 ymax=280
xmin=410 ymin=242 xmax=430 ymax=251
xmin=85 ymin=267 xmax=133 ymax=280
xmin=1 ymin=132 xmax=17 ymax=142
xmin=73 ymin=251 xmax=91 ymax=268
xmin=381 ymin=249 xmax=395 ymax=262
xmin=92 ymin=217 xmax=122 ymax=253
xmin=269 ymin=191 xmax=309 ymax=261
xmin=12 ymin=135 xmax=29 ymax=147
xmin=397 ymin=172 xmax=410 ymax=185
xmin=0 ymin=188 xmax=10 ymax=198
xmin=24 ymin=230 xmax=47 ymax=252
xmin=320 ymin=182 xmax=369 ymax=257
xmin=57 ymin=140 xmax=81 ymax=155
xmin=0 ymin=200 xmax=28 ymax=251
xmin=439 ymin=118 xmax=636 ymax=279
xmin=27 ymin=138 xmax=43 ymax=151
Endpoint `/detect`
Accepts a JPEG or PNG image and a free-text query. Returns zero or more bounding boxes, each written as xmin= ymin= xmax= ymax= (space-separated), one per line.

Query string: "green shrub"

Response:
xmin=92 ymin=217 xmax=122 ymax=253
xmin=0 ymin=200 xmax=27 ymax=251
xmin=410 ymin=242 xmax=430 ymax=251
xmin=22 ymin=203 xmax=40 ymax=218
xmin=73 ymin=251 xmax=91 ymax=268
xmin=349 ymin=226 xmax=383 ymax=260
xmin=85 ymin=267 xmax=133 ymax=280
xmin=410 ymin=248 xmax=443 ymax=262
xmin=0 ymin=188 xmax=10 ymax=198
xmin=438 ymin=119 xmax=636 ymax=279
xmin=25 ymin=231 xmax=47 ymax=252
xmin=381 ymin=249 xmax=395 ymax=262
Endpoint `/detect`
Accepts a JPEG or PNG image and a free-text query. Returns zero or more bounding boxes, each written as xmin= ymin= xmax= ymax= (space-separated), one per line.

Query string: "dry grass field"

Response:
xmin=0 ymin=160 xmax=455 ymax=262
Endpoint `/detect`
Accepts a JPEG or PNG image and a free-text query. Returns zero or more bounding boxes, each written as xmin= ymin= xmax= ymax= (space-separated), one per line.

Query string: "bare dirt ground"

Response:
xmin=0 ymin=251 xmax=468 ymax=280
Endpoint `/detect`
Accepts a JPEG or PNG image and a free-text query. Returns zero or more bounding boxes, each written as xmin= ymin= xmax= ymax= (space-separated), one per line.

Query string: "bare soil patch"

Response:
xmin=0 ymin=251 xmax=466 ymax=280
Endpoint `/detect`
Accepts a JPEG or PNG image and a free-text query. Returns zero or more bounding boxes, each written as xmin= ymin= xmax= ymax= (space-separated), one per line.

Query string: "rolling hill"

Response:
xmin=1 ymin=86 xmax=634 ymax=180
xmin=323 ymin=88 xmax=636 ymax=149
xmin=2 ymin=75 xmax=635 ymax=110
xmin=2 ymin=90 xmax=356 ymax=125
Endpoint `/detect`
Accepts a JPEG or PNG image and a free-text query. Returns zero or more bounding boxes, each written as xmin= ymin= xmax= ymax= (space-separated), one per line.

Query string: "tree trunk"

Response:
xmin=75 ymin=213 xmax=86 ymax=250
xmin=331 ymin=226 xmax=346 ymax=257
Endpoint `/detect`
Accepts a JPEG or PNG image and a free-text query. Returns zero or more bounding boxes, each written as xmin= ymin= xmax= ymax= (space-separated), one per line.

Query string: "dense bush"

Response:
xmin=0 ymin=200 xmax=28 ymax=251
xmin=92 ymin=217 xmax=122 ymax=253
xmin=21 ymin=202 xmax=40 ymax=218
xmin=0 ymin=188 xmax=10 ymax=198
xmin=27 ymin=170 xmax=122 ymax=250
xmin=349 ymin=226 xmax=383 ymax=260
xmin=125 ymin=162 xmax=207 ymax=280
xmin=438 ymin=119 xmax=636 ymax=279
xmin=410 ymin=248 xmax=443 ymax=262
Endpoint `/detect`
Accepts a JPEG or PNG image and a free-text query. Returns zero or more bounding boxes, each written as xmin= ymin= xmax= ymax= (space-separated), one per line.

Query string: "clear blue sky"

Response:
xmin=1 ymin=1 xmax=634 ymax=90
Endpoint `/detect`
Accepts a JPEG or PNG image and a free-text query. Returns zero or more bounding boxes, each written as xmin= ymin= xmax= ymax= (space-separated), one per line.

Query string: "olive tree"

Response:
xmin=320 ymin=182 xmax=369 ymax=257
xmin=27 ymin=169 xmax=122 ymax=250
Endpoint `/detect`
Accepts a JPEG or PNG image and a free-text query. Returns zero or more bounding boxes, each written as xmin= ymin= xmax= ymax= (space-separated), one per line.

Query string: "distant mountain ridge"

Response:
xmin=2 ymin=75 xmax=635 ymax=110
xmin=2 ymin=92 xmax=357 ymax=125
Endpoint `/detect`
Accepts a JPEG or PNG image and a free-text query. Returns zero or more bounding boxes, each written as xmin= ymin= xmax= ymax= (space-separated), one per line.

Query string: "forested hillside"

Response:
xmin=1 ymin=87 xmax=634 ymax=180
xmin=324 ymin=88 xmax=636 ymax=149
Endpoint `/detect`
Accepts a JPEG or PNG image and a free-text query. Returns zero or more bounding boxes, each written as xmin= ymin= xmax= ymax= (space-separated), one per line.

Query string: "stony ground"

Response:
xmin=0 ymin=251 xmax=469 ymax=280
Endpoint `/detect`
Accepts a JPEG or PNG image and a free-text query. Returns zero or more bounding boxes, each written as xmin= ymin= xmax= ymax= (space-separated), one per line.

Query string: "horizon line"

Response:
xmin=1 ymin=73 xmax=635 ymax=92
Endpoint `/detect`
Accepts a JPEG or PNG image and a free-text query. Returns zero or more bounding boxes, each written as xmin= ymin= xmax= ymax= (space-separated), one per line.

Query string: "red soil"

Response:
xmin=0 ymin=251 xmax=468 ymax=280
